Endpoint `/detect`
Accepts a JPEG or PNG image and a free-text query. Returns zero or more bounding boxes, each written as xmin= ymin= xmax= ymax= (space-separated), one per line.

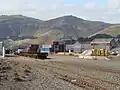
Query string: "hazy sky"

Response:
xmin=0 ymin=0 xmax=120 ymax=23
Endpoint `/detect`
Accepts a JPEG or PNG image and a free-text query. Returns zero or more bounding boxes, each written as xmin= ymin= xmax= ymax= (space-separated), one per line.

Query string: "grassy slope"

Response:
xmin=98 ymin=25 xmax=120 ymax=36
xmin=11 ymin=24 xmax=120 ymax=48
xmin=12 ymin=29 xmax=63 ymax=47
xmin=0 ymin=15 xmax=28 ymax=21
xmin=34 ymin=29 xmax=64 ymax=41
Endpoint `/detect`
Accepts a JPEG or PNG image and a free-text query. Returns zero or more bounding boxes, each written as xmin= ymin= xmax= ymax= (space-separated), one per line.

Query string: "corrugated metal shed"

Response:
xmin=66 ymin=45 xmax=74 ymax=51
xmin=83 ymin=44 xmax=92 ymax=50
xmin=66 ymin=42 xmax=91 ymax=53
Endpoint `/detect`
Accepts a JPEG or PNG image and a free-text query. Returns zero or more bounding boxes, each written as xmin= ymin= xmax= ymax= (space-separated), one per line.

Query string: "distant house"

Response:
xmin=91 ymin=38 xmax=116 ymax=51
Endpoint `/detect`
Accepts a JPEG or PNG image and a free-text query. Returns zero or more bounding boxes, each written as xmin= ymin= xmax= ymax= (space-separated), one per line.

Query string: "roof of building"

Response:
xmin=91 ymin=38 xmax=114 ymax=44
xmin=114 ymin=38 xmax=120 ymax=42
xmin=73 ymin=42 xmax=81 ymax=45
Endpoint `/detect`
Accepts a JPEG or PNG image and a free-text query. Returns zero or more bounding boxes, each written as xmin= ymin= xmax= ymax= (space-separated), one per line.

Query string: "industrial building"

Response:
xmin=90 ymin=38 xmax=118 ymax=56
xmin=91 ymin=38 xmax=117 ymax=51
xmin=66 ymin=41 xmax=91 ymax=53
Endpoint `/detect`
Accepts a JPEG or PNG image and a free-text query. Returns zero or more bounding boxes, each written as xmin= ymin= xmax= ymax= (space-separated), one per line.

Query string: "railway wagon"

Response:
xmin=15 ymin=44 xmax=48 ymax=59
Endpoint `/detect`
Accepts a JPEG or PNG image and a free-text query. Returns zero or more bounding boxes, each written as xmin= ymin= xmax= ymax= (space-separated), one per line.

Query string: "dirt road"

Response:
xmin=0 ymin=55 xmax=120 ymax=90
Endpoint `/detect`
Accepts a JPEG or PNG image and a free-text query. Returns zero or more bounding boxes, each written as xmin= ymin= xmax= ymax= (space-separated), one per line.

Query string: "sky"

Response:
xmin=0 ymin=0 xmax=120 ymax=23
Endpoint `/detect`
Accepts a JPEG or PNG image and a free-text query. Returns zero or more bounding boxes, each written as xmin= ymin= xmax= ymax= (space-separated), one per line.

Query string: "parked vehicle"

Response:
xmin=40 ymin=48 xmax=50 ymax=54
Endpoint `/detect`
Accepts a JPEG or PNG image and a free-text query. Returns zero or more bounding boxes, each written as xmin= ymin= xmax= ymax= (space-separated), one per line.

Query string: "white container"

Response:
xmin=42 ymin=44 xmax=52 ymax=48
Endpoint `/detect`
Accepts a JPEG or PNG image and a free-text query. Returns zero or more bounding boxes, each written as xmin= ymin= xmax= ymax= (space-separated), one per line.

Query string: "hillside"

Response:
xmin=0 ymin=15 xmax=113 ymax=48
xmin=97 ymin=25 xmax=120 ymax=36
xmin=0 ymin=15 xmax=110 ymax=39
xmin=0 ymin=15 xmax=43 ymax=38
xmin=39 ymin=15 xmax=110 ymax=39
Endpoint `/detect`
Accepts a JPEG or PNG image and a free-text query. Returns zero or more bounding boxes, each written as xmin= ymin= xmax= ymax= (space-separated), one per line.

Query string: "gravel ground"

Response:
xmin=0 ymin=55 xmax=120 ymax=90
xmin=0 ymin=56 xmax=82 ymax=90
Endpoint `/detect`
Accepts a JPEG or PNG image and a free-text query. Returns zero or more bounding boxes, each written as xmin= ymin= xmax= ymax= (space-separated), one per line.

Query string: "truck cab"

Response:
xmin=40 ymin=48 xmax=50 ymax=55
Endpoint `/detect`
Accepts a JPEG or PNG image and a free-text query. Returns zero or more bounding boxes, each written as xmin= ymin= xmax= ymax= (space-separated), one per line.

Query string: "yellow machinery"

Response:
xmin=92 ymin=48 xmax=109 ymax=56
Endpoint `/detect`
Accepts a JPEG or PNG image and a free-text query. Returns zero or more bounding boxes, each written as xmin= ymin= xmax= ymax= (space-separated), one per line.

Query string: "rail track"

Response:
xmin=34 ymin=60 xmax=120 ymax=90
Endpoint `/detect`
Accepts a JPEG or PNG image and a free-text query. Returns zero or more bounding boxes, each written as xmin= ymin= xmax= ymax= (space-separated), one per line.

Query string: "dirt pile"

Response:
xmin=0 ymin=60 xmax=34 ymax=82
xmin=0 ymin=57 xmax=80 ymax=90
xmin=0 ymin=59 xmax=39 ymax=90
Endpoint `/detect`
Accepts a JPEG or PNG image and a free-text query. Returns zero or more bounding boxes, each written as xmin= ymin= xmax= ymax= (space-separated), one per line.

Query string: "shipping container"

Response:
xmin=59 ymin=44 xmax=65 ymax=52
xmin=27 ymin=44 xmax=39 ymax=53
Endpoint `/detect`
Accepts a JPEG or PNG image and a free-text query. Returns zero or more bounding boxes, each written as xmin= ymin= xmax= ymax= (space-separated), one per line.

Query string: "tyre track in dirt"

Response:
xmin=34 ymin=60 xmax=120 ymax=90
